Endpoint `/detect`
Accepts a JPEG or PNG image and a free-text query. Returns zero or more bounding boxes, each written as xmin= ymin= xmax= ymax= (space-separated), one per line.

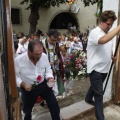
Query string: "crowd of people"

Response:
xmin=14 ymin=30 xmax=88 ymax=92
xmin=13 ymin=10 xmax=120 ymax=120
xmin=14 ymin=28 xmax=88 ymax=120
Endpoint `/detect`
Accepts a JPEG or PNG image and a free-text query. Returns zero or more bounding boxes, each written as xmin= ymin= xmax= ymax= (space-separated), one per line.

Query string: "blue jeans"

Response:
xmin=85 ymin=70 xmax=107 ymax=120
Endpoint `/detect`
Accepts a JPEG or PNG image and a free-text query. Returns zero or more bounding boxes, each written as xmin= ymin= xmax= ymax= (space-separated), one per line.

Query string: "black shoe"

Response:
xmin=85 ymin=100 xmax=95 ymax=106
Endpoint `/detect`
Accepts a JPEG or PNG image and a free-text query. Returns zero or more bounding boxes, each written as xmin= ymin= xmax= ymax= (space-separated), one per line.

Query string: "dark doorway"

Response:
xmin=50 ymin=12 xmax=78 ymax=29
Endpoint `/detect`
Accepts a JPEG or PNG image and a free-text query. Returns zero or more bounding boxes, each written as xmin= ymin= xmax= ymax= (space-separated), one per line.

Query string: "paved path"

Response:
xmin=74 ymin=103 xmax=120 ymax=120
xmin=33 ymin=100 xmax=120 ymax=120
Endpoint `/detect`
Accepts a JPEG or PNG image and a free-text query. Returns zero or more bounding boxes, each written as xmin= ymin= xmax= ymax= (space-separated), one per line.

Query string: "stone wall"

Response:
xmin=0 ymin=57 xmax=8 ymax=120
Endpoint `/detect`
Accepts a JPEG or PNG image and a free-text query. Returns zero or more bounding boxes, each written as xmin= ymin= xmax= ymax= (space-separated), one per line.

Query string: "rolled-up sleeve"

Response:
xmin=14 ymin=58 xmax=22 ymax=87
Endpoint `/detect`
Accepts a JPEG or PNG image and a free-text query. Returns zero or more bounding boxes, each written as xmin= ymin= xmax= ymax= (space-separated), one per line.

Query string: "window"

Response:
xmin=11 ymin=8 xmax=21 ymax=24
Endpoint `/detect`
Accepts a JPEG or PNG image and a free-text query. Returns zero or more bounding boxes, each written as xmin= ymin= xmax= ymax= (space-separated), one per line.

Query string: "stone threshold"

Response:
xmin=61 ymin=100 xmax=93 ymax=120
xmin=34 ymin=98 xmax=111 ymax=120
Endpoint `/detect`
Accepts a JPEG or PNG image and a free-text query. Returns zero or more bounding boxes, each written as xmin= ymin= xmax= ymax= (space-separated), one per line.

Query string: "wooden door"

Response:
xmin=113 ymin=1 xmax=120 ymax=103
xmin=113 ymin=45 xmax=120 ymax=103
xmin=0 ymin=0 xmax=21 ymax=119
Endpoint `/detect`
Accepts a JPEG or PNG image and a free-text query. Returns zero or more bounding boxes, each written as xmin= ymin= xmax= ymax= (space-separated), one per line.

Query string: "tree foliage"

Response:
xmin=20 ymin=0 xmax=66 ymax=34
xmin=81 ymin=0 xmax=103 ymax=18
xmin=96 ymin=0 xmax=102 ymax=17
xmin=81 ymin=0 xmax=99 ymax=6
xmin=20 ymin=0 xmax=66 ymax=9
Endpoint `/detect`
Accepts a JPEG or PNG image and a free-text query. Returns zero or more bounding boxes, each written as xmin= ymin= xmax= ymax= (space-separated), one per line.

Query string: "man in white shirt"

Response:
xmin=14 ymin=40 xmax=60 ymax=120
xmin=85 ymin=10 xmax=119 ymax=120
xmin=16 ymin=36 xmax=27 ymax=54
xmin=69 ymin=36 xmax=83 ymax=53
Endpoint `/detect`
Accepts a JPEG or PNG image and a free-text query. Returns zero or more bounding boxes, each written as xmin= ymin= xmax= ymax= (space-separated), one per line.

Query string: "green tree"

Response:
xmin=81 ymin=0 xmax=99 ymax=6
xmin=20 ymin=0 xmax=66 ymax=34
xmin=81 ymin=0 xmax=103 ymax=18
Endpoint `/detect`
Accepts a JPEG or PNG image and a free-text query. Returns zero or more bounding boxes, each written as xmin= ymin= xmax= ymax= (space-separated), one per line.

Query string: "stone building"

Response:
xmin=11 ymin=0 xmax=97 ymax=34
xmin=1 ymin=0 xmax=120 ymax=120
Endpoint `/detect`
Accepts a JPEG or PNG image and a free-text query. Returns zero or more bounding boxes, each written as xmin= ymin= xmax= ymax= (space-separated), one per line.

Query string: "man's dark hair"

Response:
xmin=47 ymin=29 xmax=59 ymax=38
xmin=28 ymin=39 xmax=43 ymax=53
xmin=100 ymin=10 xmax=117 ymax=23
xmin=34 ymin=29 xmax=43 ymax=37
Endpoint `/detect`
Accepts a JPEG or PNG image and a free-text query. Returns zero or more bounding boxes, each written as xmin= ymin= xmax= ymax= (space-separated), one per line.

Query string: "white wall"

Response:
xmin=103 ymin=0 xmax=119 ymax=101
xmin=11 ymin=0 xmax=97 ymax=35
xmin=11 ymin=1 xmax=30 ymax=34
xmin=78 ymin=3 xmax=97 ymax=33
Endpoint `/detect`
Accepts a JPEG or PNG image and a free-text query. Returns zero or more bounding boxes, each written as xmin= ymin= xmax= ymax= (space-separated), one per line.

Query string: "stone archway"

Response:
xmin=49 ymin=11 xmax=79 ymax=30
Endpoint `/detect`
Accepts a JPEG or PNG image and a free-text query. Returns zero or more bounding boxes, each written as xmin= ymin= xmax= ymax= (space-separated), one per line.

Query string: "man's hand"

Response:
xmin=21 ymin=82 xmax=32 ymax=91
xmin=111 ymin=55 xmax=116 ymax=62
xmin=50 ymin=61 xmax=54 ymax=65
xmin=47 ymin=77 xmax=56 ymax=82
xmin=47 ymin=77 xmax=56 ymax=87
xmin=54 ymin=60 xmax=59 ymax=64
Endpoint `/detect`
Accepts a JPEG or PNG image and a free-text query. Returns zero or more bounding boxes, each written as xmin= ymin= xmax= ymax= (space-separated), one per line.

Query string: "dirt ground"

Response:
xmin=40 ymin=76 xmax=90 ymax=108
xmin=71 ymin=77 xmax=90 ymax=96
xmin=57 ymin=77 xmax=90 ymax=108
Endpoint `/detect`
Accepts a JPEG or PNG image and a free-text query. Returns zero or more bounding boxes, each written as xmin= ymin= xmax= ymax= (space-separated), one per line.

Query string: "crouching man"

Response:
xmin=14 ymin=40 xmax=61 ymax=120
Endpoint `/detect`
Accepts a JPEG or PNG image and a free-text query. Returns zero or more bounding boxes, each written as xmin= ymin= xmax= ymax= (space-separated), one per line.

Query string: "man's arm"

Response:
xmin=14 ymin=58 xmax=32 ymax=91
xmin=14 ymin=58 xmax=22 ymax=87
xmin=98 ymin=25 xmax=120 ymax=44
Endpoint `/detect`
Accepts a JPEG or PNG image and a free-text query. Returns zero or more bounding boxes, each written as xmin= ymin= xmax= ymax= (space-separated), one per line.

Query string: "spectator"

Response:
xmin=69 ymin=36 xmax=83 ymax=53
xmin=16 ymin=36 xmax=27 ymax=54
xmin=41 ymin=29 xmax=65 ymax=96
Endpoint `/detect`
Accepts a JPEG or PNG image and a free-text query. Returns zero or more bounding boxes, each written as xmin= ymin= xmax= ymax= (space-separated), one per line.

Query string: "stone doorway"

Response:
xmin=49 ymin=12 xmax=79 ymax=30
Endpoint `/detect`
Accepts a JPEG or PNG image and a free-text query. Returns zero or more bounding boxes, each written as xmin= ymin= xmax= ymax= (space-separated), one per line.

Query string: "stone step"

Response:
xmin=31 ymin=92 xmax=85 ymax=119
xmin=30 ymin=77 xmax=90 ymax=120
xmin=61 ymin=100 xmax=93 ymax=120
xmin=33 ymin=100 xmax=93 ymax=120
xmin=34 ymin=101 xmax=120 ymax=120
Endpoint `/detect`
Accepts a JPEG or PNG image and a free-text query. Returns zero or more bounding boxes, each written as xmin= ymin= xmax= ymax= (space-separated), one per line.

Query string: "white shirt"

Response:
xmin=69 ymin=41 xmax=83 ymax=53
xmin=14 ymin=52 xmax=53 ymax=87
xmin=87 ymin=27 xmax=113 ymax=73
xmin=16 ymin=43 xmax=27 ymax=54
xmin=59 ymin=40 xmax=66 ymax=47
xmin=24 ymin=41 xmax=29 ymax=50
